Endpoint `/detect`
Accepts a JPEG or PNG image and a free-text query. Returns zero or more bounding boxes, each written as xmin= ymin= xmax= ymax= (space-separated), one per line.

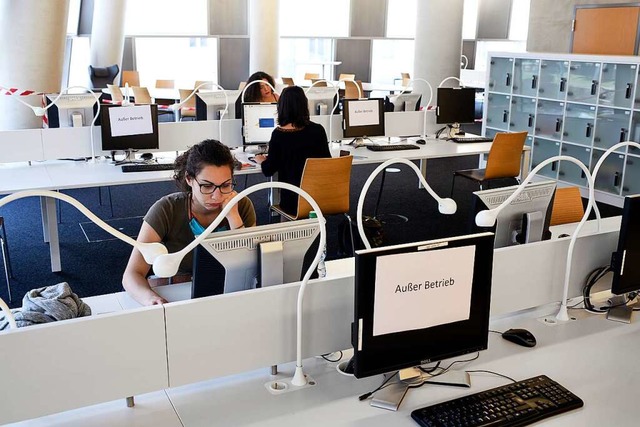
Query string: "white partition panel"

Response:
xmin=0 ymin=306 xmax=168 ymax=425
xmin=0 ymin=129 xmax=43 ymax=162
xmin=165 ymin=276 xmax=354 ymax=388
xmin=384 ymin=111 xmax=425 ymax=137
xmin=159 ymin=119 xmax=243 ymax=151
xmin=41 ymin=126 xmax=96 ymax=160
xmin=310 ymin=114 xmax=344 ymax=142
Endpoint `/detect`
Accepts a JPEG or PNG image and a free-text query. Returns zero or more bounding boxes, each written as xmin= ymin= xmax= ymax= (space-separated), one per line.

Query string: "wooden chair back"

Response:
xmin=401 ymin=72 xmax=411 ymax=86
xmin=107 ymin=84 xmax=123 ymax=102
xmin=339 ymin=73 xmax=356 ymax=81
xmin=295 ymin=156 xmax=353 ymax=219
xmin=194 ymin=80 xmax=214 ymax=90
xmin=132 ymin=87 xmax=152 ymax=104
xmin=155 ymin=79 xmax=175 ymax=89
xmin=304 ymin=72 xmax=320 ymax=80
xmin=344 ymin=80 xmax=363 ymax=99
xmin=121 ymin=70 xmax=140 ymax=87
xmin=311 ymin=78 xmax=327 ymax=87
xmin=484 ymin=131 xmax=527 ymax=180
xmin=178 ymin=88 xmax=196 ymax=117
xmin=281 ymin=77 xmax=295 ymax=86
xmin=550 ymin=187 xmax=585 ymax=226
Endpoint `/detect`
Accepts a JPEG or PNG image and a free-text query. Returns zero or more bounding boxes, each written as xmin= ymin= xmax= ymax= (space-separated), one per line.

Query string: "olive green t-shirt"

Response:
xmin=143 ymin=192 xmax=256 ymax=274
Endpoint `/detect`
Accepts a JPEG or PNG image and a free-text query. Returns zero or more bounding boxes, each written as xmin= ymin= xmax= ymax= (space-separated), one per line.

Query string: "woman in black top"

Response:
xmin=255 ymin=86 xmax=332 ymax=216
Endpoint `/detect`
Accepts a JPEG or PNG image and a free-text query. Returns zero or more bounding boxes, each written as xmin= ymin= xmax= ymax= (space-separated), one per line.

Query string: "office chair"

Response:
xmin=373 ymin=167 xmax=408 ymax=224
xmin=155 ymin=79 xmax=175 ymax=89
xmin=131 ymin=87 xmax=173 ymax=118
xmin=304 ymin=72 xmax=320 ymax=80
xmin=178 ymin=88 xmax=196 ymax=120
xmin=310 ymin=78 xmax=327 ymax=87
xmin=450 ymin=131 xmax=527 ymax=197
xmin=88 ymin=64 xmax=120 ymax=90
xmin=271 ymin=156 xmax=355 ymax=255
xmin=0 ymin=217 xmax=14 ymax=303
xmin=343 ymin=80 xmax=363 ymax=99
xmin=338 ymin=73 xmax=356 ymax=81
xmin=121 ymin=70 xmax=140 ymax=87
xmin=281 ymin=77 xmax=295 ymax=86
xmin=550 ymin=187 xmax=585 ymax=226
xmin=107 ymin=84 xmax=124 ymax=103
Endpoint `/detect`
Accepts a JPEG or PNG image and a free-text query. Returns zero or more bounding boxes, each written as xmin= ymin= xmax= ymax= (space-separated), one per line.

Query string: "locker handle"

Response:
xmin=620 ymin=128 xmax=628 ymax=142
xmin=531 ymin=75 xmax=538 ymax=89
xmin=505 ymin=73 xmax=511 ymax=87
xmin=581 ymin=170 xmax=586 ymax=179
xmin=555 ymin=118 xmax=562 ymax=132
xmin=502 ymin=110 xmax=508 ymax=123
xmin=528 ymin=114 xmax=534 ymax=127
xmin=559 ymin=78 xmax=567 ymax=92
xmin=586 ymin=123 xmax=592 ymax=138
xmin=614 ymin=172 xmax=620 ymax=187
xmin=551 ymin=162 xmax=557 ymax=171
xmin=626 ymin=83 xmax=633 ymax=99
xmin=590 ymin=80 xmax=598 ymax=95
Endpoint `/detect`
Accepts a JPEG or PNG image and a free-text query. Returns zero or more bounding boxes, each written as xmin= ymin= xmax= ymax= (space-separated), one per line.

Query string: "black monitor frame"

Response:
xmin=100 ymin=104 xmax=159 ymax=156
xmin=342 ymin=98 xmax=385 ymax=139
xmin=611 ymin=194 xmax=640 ymax=296
xmin=436 ymin=87 xmax=476 ymax=125
xmin=352 ymin=232 xmax=494 ymax=379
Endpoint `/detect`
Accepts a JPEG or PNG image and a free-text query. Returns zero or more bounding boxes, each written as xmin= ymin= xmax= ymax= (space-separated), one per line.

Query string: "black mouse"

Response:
xmin=416 ymin=139 xmax=426 ymax=145
xmin=140 ymin=152 xmax=153 ymax=160
xmin=501 ymin=328 xmax=536 ymax=347
xmin=558 ymin=233 xmax=570 ymax=238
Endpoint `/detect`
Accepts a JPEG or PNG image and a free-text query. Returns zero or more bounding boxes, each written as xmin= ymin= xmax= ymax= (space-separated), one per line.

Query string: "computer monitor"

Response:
xmin=191 ymin=219 xmax=320 ymax=299
xmin=342 ymin=98 xmax=385 ymax=141
xmin=472 ymin=181 xmax=556 ymax=249
xmin=385 ymin=93 xmax=422 ymax=112
xmin=195 ymin=90 xmax=241 ymax=121
xmin=306 ymin=87 xmax=338 ymax=116
xmin=100 ymin=104 xmax=159 ymax=162
xmin=45 ymin=93 xmax=101 ymax=128
xmin=241 ymin=102 xmax=278 ymax=146
xmin=435 ymin=87 xmax=476 ymax=125
xmin=351 ymin=232 xmax=494 ymax=407
xmin=610 ymin=195 xmax=640 ymax=296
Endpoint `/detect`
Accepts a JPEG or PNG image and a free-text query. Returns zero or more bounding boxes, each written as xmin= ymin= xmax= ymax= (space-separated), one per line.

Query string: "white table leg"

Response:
xmin=41 ymin=196 xmax=61 ymax=272
xmin=419 ymin=158 xmax=427 ymax=189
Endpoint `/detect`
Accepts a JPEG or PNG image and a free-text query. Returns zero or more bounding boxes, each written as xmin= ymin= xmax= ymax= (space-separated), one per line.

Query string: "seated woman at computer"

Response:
xmin=122 ymin=139 xmax=257 ymax=306
xmin=235 ymin=71 xmax=280 ymax=118
xmin=254 ymin=85 xmax=331 ymax=216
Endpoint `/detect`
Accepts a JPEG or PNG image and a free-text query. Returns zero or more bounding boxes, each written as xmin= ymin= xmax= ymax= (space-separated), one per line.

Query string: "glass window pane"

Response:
xmin=68 ymin=37 xmax=91 ymax=89
xmin=279 ymin=0 xmax=349 ymax=37
xmin=125 ymin=0 xmax=207 ymax=35
xmin=509 ymin=0 xmax=530 ymax=41
xmin=135 ymin=38 xmax=218 ymax=89
xmin=462 ymin=0 xmax=479 ymax=39
xmin=371 ymin=39 xmax=415 ymax=86
xmin=475 ymin=40 xmax=526 ymax=72
xmin=387 ymin=0 xmax=417 ymax=38
xmin=279 ymin=39 xmax=335 ymax=81
xmin=67 ymin=0 xmax=81 ymax=35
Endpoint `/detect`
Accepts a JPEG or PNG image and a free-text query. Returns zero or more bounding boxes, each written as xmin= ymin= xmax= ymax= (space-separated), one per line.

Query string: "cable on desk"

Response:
xmin=359 ymin=371 xmax=399 ymax=401
xmin=320 ymin=351 xmax=343 ymax=363
xmin=466 ymin=370 xmax=517 ymax=384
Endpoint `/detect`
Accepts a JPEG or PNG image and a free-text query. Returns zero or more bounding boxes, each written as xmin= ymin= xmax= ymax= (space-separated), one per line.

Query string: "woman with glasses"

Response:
xmin=254 ymin=85 xmax=331 ymax=216
xmin=123 ymin=139 xmax=256 ymax=306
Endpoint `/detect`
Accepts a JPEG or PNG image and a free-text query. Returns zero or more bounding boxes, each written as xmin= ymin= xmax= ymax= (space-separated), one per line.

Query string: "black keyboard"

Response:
xmin=450 ymin=137 xmax=494 ymax=143
xmin=411 ymin=375 xmax=583 ymax=427
xmin=367 ymin=144 xmax=421 ymax=152
xmin=121 ymin=163 xmax=175 ymax=173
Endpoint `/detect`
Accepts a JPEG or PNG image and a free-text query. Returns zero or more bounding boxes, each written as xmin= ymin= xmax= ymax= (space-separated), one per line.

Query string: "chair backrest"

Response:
xmin=238 ymin=81 xmax=247 ymax=90
xmin=88 ymin=64 xmax=120 ymax=89
xmin=281 ymin=77 xmax=295 ymax=86
xmin=107 ymin=84 xmax=124 ymax=102
xmin=156 ymin=79 xmax=175 ymax=89
xmin=401 ymin=72 xmax=411 ymax=86
xmin=344 ymin=80 xmax=363 ymax=99
xmin=296 ymin=155 xmax=353 ymax=219
xmin=339 ymin=73 xmax=356 ymax=81
xmin=178 ymin=88 xmax=196 ymax=117
xmin=304 ymin=72 xmax=320 ymax=80
xmin=484 ymin=131 xmax=527 ymax=180
xmin=194 ymin=80 xmax=214 ymax=90
xmin=550 ymin=187 xmax=585 ymax=226
xmin=132 ymin=87 xmax=152 ymax=104
xmin=121 ymin=70 xmax=140 ymax=87
xmin=310 ymin=78 xmax=327 ymax=87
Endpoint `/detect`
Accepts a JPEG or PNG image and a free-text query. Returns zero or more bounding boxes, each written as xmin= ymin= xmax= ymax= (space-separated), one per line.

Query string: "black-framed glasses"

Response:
xmin=194 ymin=178 xmax=235 ymax=195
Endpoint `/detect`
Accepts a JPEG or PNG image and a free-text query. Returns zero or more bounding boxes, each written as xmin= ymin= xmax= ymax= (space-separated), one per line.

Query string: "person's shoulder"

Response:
xmin=150 ymin=192 xmax=188 ymax=211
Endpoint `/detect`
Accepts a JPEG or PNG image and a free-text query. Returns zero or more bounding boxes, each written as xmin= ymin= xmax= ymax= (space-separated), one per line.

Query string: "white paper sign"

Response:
xmin=109 ymin=105 xmax=153 ymax=137
xmin=348 ymin=99 xmax=380 ymax=126
xmin=372 ymin=245 xmax=475 ymax=337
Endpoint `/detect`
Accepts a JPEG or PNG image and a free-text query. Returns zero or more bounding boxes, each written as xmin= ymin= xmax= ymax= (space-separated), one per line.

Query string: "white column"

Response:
xmin=90 ymin=0 xmax=127 ymax=79
xmin=413 ymin=0 xmax=464 ymax=100
xmin=0 ymin=0 xmax=69 ymax=130
xmin=248 ymin=0 xmax=279 ymax=76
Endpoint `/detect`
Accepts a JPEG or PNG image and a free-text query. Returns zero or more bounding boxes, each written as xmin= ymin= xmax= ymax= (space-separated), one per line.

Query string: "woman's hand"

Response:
xmin=221 ymin=190 xmax=244 ymax=229
xmin=254 ymin=154 xmax=267 ymax=164
xmin=146 ymin=294 xmax=168 ymax=306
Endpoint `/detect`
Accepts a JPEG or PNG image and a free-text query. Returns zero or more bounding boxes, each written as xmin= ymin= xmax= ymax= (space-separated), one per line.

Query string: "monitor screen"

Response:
xmin=241 ymin=102 xmax=278 ymax=146
xmin=472 ymin=181 xmax=556 ymax=249
xmin=306 ymin=87 xmax=338 ymax=116
xmin=352 ymin=232 xmax=494 ymax=378
xmin=342 ymin=98 xmax=385 ymax=138
xmin=611 ymin=195 xmax=640 ymax=295
xmin=436 ymin=87 xmax=476 ymax=125
xmin=195 ymin=90 xmax=241 ymax=121
xmin=45 ymin=93 xmax=101 ymax=128
xmin=191 ymin=219 xmax=320 ymax=298
xmin=100 ymin=104 xmax=159 ymax=152
xmin=385 ymin=93 xmax=422 ymax=112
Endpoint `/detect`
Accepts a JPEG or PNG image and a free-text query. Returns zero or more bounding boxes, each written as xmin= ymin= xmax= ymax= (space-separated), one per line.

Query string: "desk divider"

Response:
xmin=0 ymin=128 xmax=44 ymax=162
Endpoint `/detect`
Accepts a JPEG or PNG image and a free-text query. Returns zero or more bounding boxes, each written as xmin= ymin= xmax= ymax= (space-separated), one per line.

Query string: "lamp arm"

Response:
xmin=356 ymin=158 xmax=457 ymax=250
xmin=0 ymin=190 xmax=167 ymax=264
xmin=0 ymin=296 xmax=17 ymax=330
xmin=438 ymin=76 xmax=463 ymax=88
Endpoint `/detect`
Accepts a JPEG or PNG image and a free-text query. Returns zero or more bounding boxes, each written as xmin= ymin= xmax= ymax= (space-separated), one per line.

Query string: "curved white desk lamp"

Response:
xmin=439 ymin=76 xmax=463 ymax=88
xmin=461 ymin=55 xmax=469 ymax=70
xmin=170 ymin=82 xmax=229 ymax=141
xmin=240 ymin=79 xmax=278 ymax=104
xmin=3 ymin=85 xmax=101 ymax=162
xmin=356 ymin=158 xmax=457 ymax=249
xmin=395 ymin=78 xmax=434 ymax=140
xmin=305 ymin=79 xmax=340 ymax=143
xmin=475 ymin=155 xmax=595 ymax=322
xmin=0 ymin=296 xmax=17 ymax=330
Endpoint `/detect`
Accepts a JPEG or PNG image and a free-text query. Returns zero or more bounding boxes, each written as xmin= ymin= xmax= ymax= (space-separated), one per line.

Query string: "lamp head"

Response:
xmin=152 ymin=253 xmax=183 ymax=278
xmin=475 ymin=209 xmax=498 ymax=227
xmin=136 ymin=242 xmax=169 ymax=265
xmin=438 ymin=198 xmax=457 ymax=215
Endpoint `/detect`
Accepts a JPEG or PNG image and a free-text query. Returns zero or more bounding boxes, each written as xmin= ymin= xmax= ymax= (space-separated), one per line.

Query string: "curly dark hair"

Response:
xmin=243 ymin=71 xmax=277 ymax=102
xmin=173 ymin=139 xmax=235 ymax=192
xmin=277 ymin=86 xmax=310 ymax=128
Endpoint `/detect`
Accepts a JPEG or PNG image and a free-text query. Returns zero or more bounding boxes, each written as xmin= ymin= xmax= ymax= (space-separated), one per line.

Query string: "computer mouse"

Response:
xmin=558 ymin=233 xmax=570 ymax=238
xmin=140 ymin=152 xmax=153 ymax=160
xmin=416 ymin=139 xmax=426 ymax=145
xmin=502 ymin=328 xmax=537 ymax=347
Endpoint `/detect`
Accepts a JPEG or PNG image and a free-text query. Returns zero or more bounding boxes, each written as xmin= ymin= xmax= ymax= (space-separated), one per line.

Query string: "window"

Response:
xmin=66 ymin=0 xmax=81 ymax=35
xmin=387 ymin=0 xmax=417 ymax=38
xmin=125 ymin=0 xmax=207 ymax=35
xmin=370 ymin=39 xmax=415 ymax=86
xmin=134 ymin=38 xmax=218 ymax=89
xmin=67 ymin=37 xmax=91 ymax=89
xmin=475 ymin=40 xmax=526 ymax=71
xmin=279 ymin=0 xmax=349 ymax=37
xmin=508 ymin=0 xmax=530 ymax=41
xmin=279 ymin=38 xmax=335 ymax=81
xmin=462 ymin=0 xmax=479 ymax=39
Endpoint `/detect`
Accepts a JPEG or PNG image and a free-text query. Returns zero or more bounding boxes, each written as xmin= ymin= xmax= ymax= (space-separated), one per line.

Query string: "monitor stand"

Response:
xmin=350 ymin=136 xmax=374 ymax=147
xmin=114 ymin=149 xmax=143 ymax=166
xmin=370 ymin=368 xmax=471 ymax=411
xmin=606 ymin=295 xmax=636 ymax=323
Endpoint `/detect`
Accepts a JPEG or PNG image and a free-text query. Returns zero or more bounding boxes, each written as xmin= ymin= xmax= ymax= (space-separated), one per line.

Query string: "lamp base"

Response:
xmin=265 ymin=373 xmax=316 ymax=395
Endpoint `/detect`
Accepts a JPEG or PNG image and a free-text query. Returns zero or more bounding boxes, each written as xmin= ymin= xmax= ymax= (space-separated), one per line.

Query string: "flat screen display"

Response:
xmin=242 ymin=102 xmax=278 ymax=145
xmin=100 ymin=104 xmax=159 ymax=151
xmin=342 ymin=98 xmax=385 ymax=138
xmin=436 ymin=87 xmax=476 ymax=125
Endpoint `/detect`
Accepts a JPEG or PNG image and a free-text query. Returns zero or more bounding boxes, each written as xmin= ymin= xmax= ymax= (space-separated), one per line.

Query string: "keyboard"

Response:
xmin=367 ymin=144 xmax=421 ymax=152
xmin=121 ymin=163 xmax=175 ymax=173
xmin=450 ymin=137 xmax=494 ymax=143
xmin=411 ymin=375 xmax=583 ymax=427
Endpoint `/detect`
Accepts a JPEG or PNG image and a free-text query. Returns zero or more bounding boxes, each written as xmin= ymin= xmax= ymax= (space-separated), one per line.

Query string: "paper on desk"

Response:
xmin=234 ymin=151 xmax=259 ymax=170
